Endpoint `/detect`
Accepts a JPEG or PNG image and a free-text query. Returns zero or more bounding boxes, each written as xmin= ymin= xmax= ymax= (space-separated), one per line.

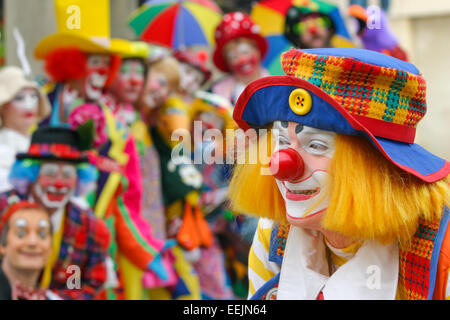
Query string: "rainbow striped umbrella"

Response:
xmin=128 ymin=0 xmax=222 ymax=49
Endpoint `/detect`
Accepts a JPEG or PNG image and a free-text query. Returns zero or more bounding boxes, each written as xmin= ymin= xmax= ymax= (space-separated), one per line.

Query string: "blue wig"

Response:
xmin=8 ymin=159 xmax=98 ymax=196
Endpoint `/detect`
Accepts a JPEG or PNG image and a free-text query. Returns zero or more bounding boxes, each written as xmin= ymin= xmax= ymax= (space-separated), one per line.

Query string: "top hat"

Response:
xmin=16 ymin=125 xmax=93 ymax=163
xmin=233 ymin=47 xmax=450 ymax=183
xmin=34 ymin=0 xmax=132 ymax=59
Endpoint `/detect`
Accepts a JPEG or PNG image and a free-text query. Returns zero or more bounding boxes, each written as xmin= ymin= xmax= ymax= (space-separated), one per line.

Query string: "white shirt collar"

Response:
xmin=0 ymin=128 xmax=30 ymax=152
xmin=50 ymin=207 xmax=64 ymax=232
xmin=277 ymin=226 xmax=399 ymax=300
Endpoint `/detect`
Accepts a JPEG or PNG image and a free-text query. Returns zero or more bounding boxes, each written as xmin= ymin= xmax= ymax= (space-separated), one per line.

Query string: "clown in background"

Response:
xmin=174 ymin=49 xmax=211 ymax=105
xmin=133 ymin=54 xmax=204 ymax=300
xmin=210 ymin=12 xmax=269 ymax=106
xmin=34 ymin=0 xmax=171 ymax=300
xmin=229 ymin=47 xmax=449 ymax=300
xmin=135 ymin=53 xmax=177 ymax=244
xmin=171 ymin=49 xmax=235 ymax=299
xmin=189 ymin=91 xmax=237 ymax=300
xmin=348 ymin=4 xmax=408 ymax=61
xmin=100 ymin=42 xmax=179 ymax=300
xmin=0 ymin=67 xmax=50 ymax=192
xmin=0 ymin=126 xmax=109 ymax=300
xmin=0 ymin=200 xmax=61 ymax=300
xmin=209 ymin=11 xmax=268 ymax=298
xmin=284 ymin=1 xmax=337 ymax=49
xmin=283 ymin=0 xmax=354 ymax=50
xmin=100 ymin=40 xmax=150 ymax=242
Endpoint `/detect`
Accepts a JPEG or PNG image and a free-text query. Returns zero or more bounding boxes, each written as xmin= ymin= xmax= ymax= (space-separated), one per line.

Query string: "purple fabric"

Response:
xmin=361 ymin=10 xmax=398 ymax=52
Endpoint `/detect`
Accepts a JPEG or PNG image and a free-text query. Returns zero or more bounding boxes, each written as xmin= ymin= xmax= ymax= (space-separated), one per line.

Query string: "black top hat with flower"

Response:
xmin=16 ymin=122 xmax=94 ymax=164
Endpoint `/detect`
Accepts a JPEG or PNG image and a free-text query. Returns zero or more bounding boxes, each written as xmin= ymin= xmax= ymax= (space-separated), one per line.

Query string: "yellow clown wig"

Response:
xmin=228 ymin=131 xmax=449 ymax=245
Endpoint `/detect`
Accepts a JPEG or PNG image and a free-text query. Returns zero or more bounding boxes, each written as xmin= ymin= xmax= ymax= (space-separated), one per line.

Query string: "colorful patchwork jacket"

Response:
xmin=0 ymin=190 xmax=111 ymax=300
xmin=87 ymin=105 xmax=167 ymax=299
xmin=42 ymin=84 xmax=168 ymax=299
xmin=249 ymin=206 xmax=450 ymax=300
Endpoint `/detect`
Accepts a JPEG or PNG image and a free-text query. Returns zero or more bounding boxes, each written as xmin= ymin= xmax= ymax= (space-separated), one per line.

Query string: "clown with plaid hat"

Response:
xmin=228 ymin=47 xmax=449 ymax=300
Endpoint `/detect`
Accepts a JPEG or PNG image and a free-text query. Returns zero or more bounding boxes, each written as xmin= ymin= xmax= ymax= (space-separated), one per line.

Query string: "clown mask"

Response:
xmin=32 ymin=162 xmax=78 ymax=210
xmin=83 ymin=54 xmax=111 ymax=101
xmin=179 ymin=62 xmax=205 ymax=96
xmin=271 ymin=121 xmax=336 ymax=227
xmin=111 ymin=59 xmax=145 ymax=104
xmin=1 ymin=88 xmax=40 ymax=134
xmin=224 ymin=39 xmax=261 ymax=77
xmin=0 ymin=208 xmax=51 ymax=272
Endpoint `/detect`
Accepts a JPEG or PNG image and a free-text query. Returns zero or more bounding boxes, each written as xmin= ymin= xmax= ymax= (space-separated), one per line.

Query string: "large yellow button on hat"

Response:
xmin=289 ymin=88 xmax=312 ymax=115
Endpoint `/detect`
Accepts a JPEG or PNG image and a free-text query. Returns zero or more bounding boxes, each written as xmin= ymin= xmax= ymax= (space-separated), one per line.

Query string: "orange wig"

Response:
xmin=228 ymin=132 xmax=449 ymax=245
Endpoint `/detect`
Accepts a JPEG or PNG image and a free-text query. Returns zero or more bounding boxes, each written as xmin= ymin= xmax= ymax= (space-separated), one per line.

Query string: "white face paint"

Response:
xmin=272 ymin=121 xmax=336 ymax=222
xmin=11 ymin=88 xmax=39 ymax=113
xmin=142 ymin=71 xmax=170 ymax=109
xmin=225 ymin=40 xmax=260 ymax=76
xmin=179 ymin=63 xmax=204 ymax=96
xmin=84 ymin=55 xmax=110 ymax=101
xmin=32 ymin=163 xmax=77 ymax=209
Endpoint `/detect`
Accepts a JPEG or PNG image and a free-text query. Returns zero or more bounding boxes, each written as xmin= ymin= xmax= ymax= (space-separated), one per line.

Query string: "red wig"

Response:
xmin=45 ymin=47 xmax=122 ymax=85
xmin=105 ymin=54 xmax=122 ymax=88
xmin=45 ymin=47 xmax=87 ymax=82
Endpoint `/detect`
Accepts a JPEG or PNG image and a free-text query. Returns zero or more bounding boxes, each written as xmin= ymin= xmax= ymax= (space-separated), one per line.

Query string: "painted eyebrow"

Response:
xmin=295 ymin=124 xmax=304 ymax=134
xmin=297 ymin=125 xmax=335 ymax=136
xmin=14 ymin=218 xmax=28 ymax=228
xmin=38 ymin=220 xmax=50 ymax=229
xmin=272 ymin=122 xmax=289 ymax=136
xmin=41 ymin=163 xmax=59 ymax=171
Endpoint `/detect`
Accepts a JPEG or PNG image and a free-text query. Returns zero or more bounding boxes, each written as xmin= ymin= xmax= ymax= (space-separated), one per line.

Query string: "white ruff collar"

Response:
xmin=277 ymin=226 xmax=399 ymax=300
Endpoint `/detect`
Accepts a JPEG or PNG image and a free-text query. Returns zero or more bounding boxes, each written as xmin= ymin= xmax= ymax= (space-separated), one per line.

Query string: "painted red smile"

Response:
xmin=46 ymin=192 xmax=66 ymax=202
xmin=285 ymin=186 xmax=320 ymax=201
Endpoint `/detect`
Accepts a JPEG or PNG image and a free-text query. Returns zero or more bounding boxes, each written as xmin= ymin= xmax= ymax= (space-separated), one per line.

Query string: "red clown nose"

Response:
xmin=309 ymin=25 xmax=318 ymax=35
xmin=269 ymin=148 xmax=305 ymax=182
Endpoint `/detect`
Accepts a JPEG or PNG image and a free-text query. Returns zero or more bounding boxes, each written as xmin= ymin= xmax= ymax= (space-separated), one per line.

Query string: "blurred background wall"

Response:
xmin=2 ymin=0 xmax=449 ymax=159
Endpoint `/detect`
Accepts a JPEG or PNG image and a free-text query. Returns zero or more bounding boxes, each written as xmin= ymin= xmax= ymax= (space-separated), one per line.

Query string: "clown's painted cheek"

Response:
xmin=227 ymin=43 xmax=260 ymax=76
xmin=272 ymin=121 xmax=336 ymax=221
xmin=115 ymin=61 xmax=145 ymax=104
xmin=34 ymin=164 xmax=77 ymax=209
xmin=11 ymin=89 xmax=39 ymax=113
xmin=143 ymin=73 xmax=170 ymax=109
xmin=84 ymin=55 xmax=111 ymax=101
xmin=6 ymin=211 xmax=52 ymax=272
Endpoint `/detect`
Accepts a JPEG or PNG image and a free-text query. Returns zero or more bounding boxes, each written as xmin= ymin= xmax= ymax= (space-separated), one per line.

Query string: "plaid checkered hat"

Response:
xmin=233 ymin=47 xmax=450 ymax=182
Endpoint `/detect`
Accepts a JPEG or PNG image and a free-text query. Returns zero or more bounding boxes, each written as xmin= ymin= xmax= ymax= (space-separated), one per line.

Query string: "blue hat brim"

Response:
xmin=234 ymin=75 xmax=450 ymax=182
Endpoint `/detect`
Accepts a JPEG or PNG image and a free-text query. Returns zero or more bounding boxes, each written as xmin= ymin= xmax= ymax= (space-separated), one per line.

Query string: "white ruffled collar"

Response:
xmin=277 ymin=226 xmax=399 ymax=300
